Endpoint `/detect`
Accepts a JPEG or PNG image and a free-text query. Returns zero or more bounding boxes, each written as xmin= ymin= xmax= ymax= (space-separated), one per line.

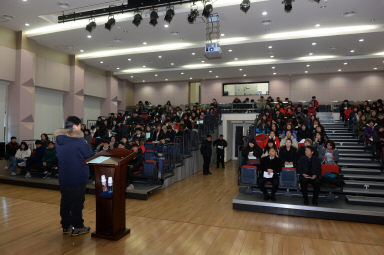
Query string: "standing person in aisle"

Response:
xmin=54 ymin=116 xmax=94 ymax=236
xmin=200 ymin=135 xmax=213 ymax=175
xmin=213 ymin=135 xmax=227 ymax=168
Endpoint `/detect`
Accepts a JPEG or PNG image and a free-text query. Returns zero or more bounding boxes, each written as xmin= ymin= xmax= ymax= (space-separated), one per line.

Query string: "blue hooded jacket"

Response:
xmin=55 ymin=129 xmax=94 ymax=187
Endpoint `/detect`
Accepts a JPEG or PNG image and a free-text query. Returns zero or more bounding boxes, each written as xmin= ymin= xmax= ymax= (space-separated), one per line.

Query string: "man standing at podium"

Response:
xmin=55 ymin=116 xmax=94 ymax=236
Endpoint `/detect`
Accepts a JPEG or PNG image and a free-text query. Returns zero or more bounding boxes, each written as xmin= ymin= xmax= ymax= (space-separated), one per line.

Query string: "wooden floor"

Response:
xmin=1 ymin=160 xmax=384 ymax=255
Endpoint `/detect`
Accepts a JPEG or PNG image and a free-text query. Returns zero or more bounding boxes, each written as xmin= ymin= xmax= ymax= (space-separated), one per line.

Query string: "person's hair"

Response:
xmin=304 ymin=138 xmax=313 ymax=145
xmin=35 ymin=140 xmax=42 ymax=145
xmin=285 ymin=138 xmax=292 ymax=144
xmin=65 ymin=116 xmax=82 ymax=129
xmin=11 ymin=136 xmax=17 ymax=140
xmin=20 ymin=142 xmax=28 ymax=150
xmin=326 ymin=140 xmax=336 ymax=149
xmin=305 ymin=145 xmax=315 ymax=153
xmin=41 ymin=133 xmax=49 ymax=140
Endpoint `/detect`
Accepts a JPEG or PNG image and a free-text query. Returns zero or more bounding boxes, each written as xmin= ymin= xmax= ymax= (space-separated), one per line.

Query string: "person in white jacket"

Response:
xmin=9 ymin=142 xmax=31 ymax=176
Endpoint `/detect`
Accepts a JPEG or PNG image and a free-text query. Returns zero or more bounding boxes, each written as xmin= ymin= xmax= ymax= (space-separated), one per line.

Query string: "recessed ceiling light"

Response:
xmin=306 ymin=64 xmax=311 ymax=67
xmin=130 ymin=75 xmax=134 ymax=78
xmin=239 ymin=68 xmax=243 ymax=71
xmin=305 ymin=71 xmax=308 ymax=74
xmin=79 ymin=49 xmax=84 ymax=53
xmin=273 ymin=72 xmax=277 ymax=75
xmin=234 ymin=58 xmax=238 ymax=61
xmin=315 ymin=24 xmax=321 ymax=27
xmin=25 ymin=23 xmax=30 ymax=27
xmin=181 ymin=72 xmax=184 ymax=75
xmin=221 ymin=33 xmax=225 ymax=37
xmin=228 ymin=49 xmax=233 ymax=52
xmin=142 ymin=80 xmax=146 ymax=82
xmin=338 ymin=69 xmax=342 ymax=72
xmin=201 ymin=60 xmax=205 ymax=63
xmin=296 ymin=55 xmax=336 ymax=61
xmin=192 ymin=52 xmax=196 ymax=55
xmin=128 ymin=58 xmax=132 ymax=61
xmin=215 ymin=75 xmax=219 ymax=78
xmin=87 ymin=35 xmax=92 ymax=39
xmin=308 ymin=52 xmax=313 ymax=56
xmin=142 ymin=42 xmax=147 ymax=45
xmin=343 ymin=11 xmax=356 ymax=17
xmin=158 ymin=55 xmax=162 ymax=59
xmin=170 ymin=62 xmax=174 ymax=66
xmin=189 ymin=77 xmax=193 ymax=80
xmin=122 ymin=67 xmax=153 ymax=73
xmin=359 ymin=38 xmax=364 ymax=42
xmin=100 ymin=61 xmax=103 ymax=64
xmin=268 ymin=45 xmax=273 ymax=49
xmin=226 ymin=58 xmax=277 ymax=66
xmin=164 ymin=24 xmax=169 ymax=28
xmin=271 ymin=66 xmax=276 ymax=69
xmin=22 ymin=0 xmax=28 ymax=2
xmin=165 ymin=78 xmax=168 ymax=81
xmin=350 ymin=49 xmax=355 ymax=53
xmin=209 ymin=70 xmax=213 ymax=73
xmin=270 ymin=55 xmax=274 ymax=58
xmin=142 ymin=65 xmax=146 ymax=68
xmin=373 ymin=67 xmax=378 ymax=70
xmin=344 ymin=62 xmax=348 ymax=65
xmin=262 ymin=11 xmax=268 ymax=16
xmin=116 ymin=67 xmax=120 ymax=70
xmin=183 ymin=63 xmax=212 ymax=69
xmin=312 ymin=42 xmax=317 ymax=46
xmin=243 ymin=74 xmax=247 ymax=77
xmin=154 ymin=74 xmax=158 ymax=77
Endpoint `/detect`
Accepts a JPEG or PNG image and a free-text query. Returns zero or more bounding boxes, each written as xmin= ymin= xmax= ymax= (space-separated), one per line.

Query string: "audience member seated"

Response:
xmin=5 ymin=136 xmax=19 ymax=161
xmin=242 ymin=140 xmax=262 ymax=166
xmin=373 ymin=126 xmax=384 ymax=158
xmin=297 ymin=123 xmax=312 ymax=142
xmin=365 ymin=119 xmax=377 ymax=144
xmin=151 ymin=124 xmax=165 ymax=142
xmin=279 ymin=139 xmax=297 ymax=168
xmin=42 ymin=142 xmax=58 ymax=178
xmin=258 ymin=147 xmax=282 ymax=201
xmin=126 ymin=144 xmax=144 ymax=190
xmin=318 ymin=140 xmax=339 ymax=164
xmin=40 ymin=133 xmax=50 ymax=148
xmin=296 ymin=139 xmax=315 ymax=161
xmin=263 ymin=131 xmax=280 ymax=149
xmin=298 ymin=146 xmax=321 ymax=206
xmin=261 ymin=140 xmax=278 ymax=158
xmin=7 ymin=141 xmax=31 ymax=176
xmin=97 ymin=140 xmax=111 ymax=152
xmin=280 ymin=130 xmax=298 ymax=148
xmin=25 ymin=140 xmax=46 ymax=178
xmin=83 ymin=129 xmax=93 ymax=147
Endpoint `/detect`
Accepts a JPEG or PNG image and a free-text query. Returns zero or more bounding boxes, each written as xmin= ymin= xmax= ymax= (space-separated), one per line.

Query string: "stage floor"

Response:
xmin=233 ymin=192 xmax=384 ymax=224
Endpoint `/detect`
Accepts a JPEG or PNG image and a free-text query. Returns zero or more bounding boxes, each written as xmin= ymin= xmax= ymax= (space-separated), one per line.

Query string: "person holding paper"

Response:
xmin=242 ymin=140 xmax=262 ymax=166
xmin=200 ymin=135 xmax=213 ymax=175
xmin=54 ymin=116 xmax=94 ymax=236
xmin=258 ymin=147 xmax=282 ymax=201
xmin=298 ymin=146 xmax=322 ymax=206
xmin=213 ymin=135 xmax=227 ymax=168
xmin=279 ymin=139 xmax=297 ymax=168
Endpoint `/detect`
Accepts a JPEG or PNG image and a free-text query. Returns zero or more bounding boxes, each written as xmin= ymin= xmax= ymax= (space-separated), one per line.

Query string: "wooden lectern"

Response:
xmin=86 ymin=148 xmax=136 ymax=240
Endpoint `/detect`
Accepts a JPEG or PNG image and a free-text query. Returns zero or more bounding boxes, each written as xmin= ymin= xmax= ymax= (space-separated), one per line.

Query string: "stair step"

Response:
xmin=346 ymin=195 xmax=384 ymax=207
xmin=343 ymin=174 xmax=384 ymax=181
xmin=341 ymin=168 xmax=382 ymax=175
xmin=338 ymin=149 xmax=366 ymax=153
xmin=339 ymin=153 xmax=374 ymax=158
xmin=338 ymin=162 xmax=382 ymax=168
xmin=339 ymin=157 xmax=375 ymax=162
xmin=333 ymin=139 xmax=359 ymax=142
xmin=327 ymin=135 xmax=354 ymax=138
xmin=343 ymin=187 xmax=384 ymax=197
xmin=344 ymin=180 xmax=384 ymax=189
xmin=337 ymin=145 xmax=366 ymax=149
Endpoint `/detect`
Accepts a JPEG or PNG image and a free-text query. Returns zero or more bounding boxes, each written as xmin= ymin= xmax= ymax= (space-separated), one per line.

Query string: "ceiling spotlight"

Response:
xmin=305 ymin=71 xmax=308 ymax=74
xmin=79 ymin=49 xmax=84 ymax=53
xmin=158 ymin=55 xmax=162 ymax=59
xmin=154 ymin=74 xmax=158 ymax=76
xmin=240 ymin=0 xmax=251 ymax=13
xmin=243 ymin=74 xmax=247 ymax=77
xmin=272 ymin=66 xmax=276 ymax=69
xmin=350 ymin=49 xmax=355 ymax=53
xmin=344 ymin=62 xmax=348 ymax=65
xmin=132 ymin=13 xmax=143 ymax=27
xmin=359 ymin=38 xmax=364 ymax=42
xmin=282 ymin=0 xmax=294 ymax=13
xmin=315 ymin=23 xmax=321 ymax=27
xmin=192 ymin=52 xmax=196 ymax=55
xmin=273 ymin=72 xmax=277 ymax=75
xmin=181 ymin=72 xmax=185 ymax=75
xmin=87 ymin=34 xmax=92 ymax=39
xmin=128 ymin=58 xmax=132 ymax=61
xmin=105 ymin=17 xmax=115 ymax=31
xmin=188 ymin=8 xmax=199 ymax=23
xmin=312 ymin=42 xmax=317 ymax=46
xmin=170 ymin=62 xmax=174 ymax=66
xmin=85 ymin=20 xmax=96 ymax=33
xmin=262 ymin=11 xmax=268 ymax=16
xmin=306 ymin=64 xmax=311 ymax=67
xmin=202 ymin=4 xmax=213 ymax=18
xmin=338 ymin=69 xmax=342 ymax=72
xmin=25 ymin=23 xmax=30 ymax=27
xmin=164 ymin=8 xmax=175 ymax=23
xmin=228 ymin=49 xmax=233 ymax=52
xmin=100 ymin=61 xmax=103 ymax=64
xmin=142 ymin=42 xmax=147 ymax=45
xmin=239 ymin=68 xmax=243 ymax=71
xmin=373 ymin=67 xmax=378 ymax=70
xmin=268 ymin=45 xmax=273 ymax=49
xmin=150 ymin=10 xmax=159 ymax=26
xmin=215 ymin=75 xmax=219 ymax=78
xmin=130 ymin=75 xmax=134 ymax=78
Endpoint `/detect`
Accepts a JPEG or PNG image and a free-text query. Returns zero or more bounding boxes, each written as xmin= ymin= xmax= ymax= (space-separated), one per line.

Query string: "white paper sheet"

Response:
xmin=87 ymin=156 xmax=111 ymax=164
xmin=263 ymin=171 xmax=274 ymax=178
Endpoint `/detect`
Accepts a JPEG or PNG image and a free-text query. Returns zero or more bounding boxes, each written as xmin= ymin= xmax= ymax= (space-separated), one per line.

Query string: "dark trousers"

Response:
xmin=216 ymin=150 xmax=224 ymax=168
xmin=300 ymin=176 xmax=321 ymax=201
xmin=203 ymin=155 xmax=211 ymax=175
xmin=26 ymin=159 xmax=42 ymax=173
xmin=259 ymin=176 xmax=279 ymax=196
xmin=60 ymin=185 xmax=86 ymax=228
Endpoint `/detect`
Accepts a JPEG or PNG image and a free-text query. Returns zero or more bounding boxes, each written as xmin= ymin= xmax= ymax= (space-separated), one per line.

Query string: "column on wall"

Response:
xmin=101 ymin=72 xmax=118 ymax=116
xmin=7 ymin=32 xmax=35 ymax=140
xmin=63 ymin=56 xmax=84 ymax=120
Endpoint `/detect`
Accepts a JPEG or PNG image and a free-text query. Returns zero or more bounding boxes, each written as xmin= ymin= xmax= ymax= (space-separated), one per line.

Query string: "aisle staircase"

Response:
xmin=318 ymin=113 xmax=384 ymax=207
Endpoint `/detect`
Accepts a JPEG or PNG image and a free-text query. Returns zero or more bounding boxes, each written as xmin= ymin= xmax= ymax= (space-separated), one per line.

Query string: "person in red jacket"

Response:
xmin=307 ymin=103 xmax=317 ymax=117
xmin=263 ymin=130 xmax=280 ymax=149
xmin=311 ymin=96 xmax=319 ymax=111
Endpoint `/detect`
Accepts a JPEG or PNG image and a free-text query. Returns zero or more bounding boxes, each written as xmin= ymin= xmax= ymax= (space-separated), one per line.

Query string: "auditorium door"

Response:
xmin=231 ymin=122 xmax=253 ymax=160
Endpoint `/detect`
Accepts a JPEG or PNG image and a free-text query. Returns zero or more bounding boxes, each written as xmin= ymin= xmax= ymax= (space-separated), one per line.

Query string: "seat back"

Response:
xmin=143 ymin=160 xmax=158 ymax=178
xmin=321 ymin=164 xmax=340 ymax=176
xmin=298 ymin=143 xmax=304 ymax=149
xmin=279 ymin=168 xmax=297 ymax=188
xmin=144 ymin=150 xmax=156 ymax=160
xmin=254 ymin=134 xmax=266 ymax=149
xmin=240 ymin=165 xmax=258 ymax=185
xmin=144 ymin=142 xmax=156 ymax=150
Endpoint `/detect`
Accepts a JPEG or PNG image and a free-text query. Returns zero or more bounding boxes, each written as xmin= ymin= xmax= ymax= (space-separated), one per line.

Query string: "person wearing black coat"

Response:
xmin=241 ymin=140 xmax=263 ymax=166
xmin=296 ymin=123 xmax=312 ymax=142
xmin=25 ymin=140 xmax=46 ymax=178
xmin=259 ymin=147 xmax=282 ymax=201
xmin=213 ymin=135 xmax=227 ymax=168
xmin=279 ymin=139 xmax=297 ymax=167
xmin=151 ymin=125 xmax=165 ymax=142
xmin=298 ymin=146 xmax=322 ymax=206
xmin=200 ymin=135 xmax=213 ymax=175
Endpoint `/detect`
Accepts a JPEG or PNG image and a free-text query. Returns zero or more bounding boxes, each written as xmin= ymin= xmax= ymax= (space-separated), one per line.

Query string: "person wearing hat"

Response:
xmin=213 ymin=135 xmax=227 ymax=168
xmin=200 ymin=135 xmax=213 ymax=175
xmin=54 ymin=116 xmax=94 ymax=236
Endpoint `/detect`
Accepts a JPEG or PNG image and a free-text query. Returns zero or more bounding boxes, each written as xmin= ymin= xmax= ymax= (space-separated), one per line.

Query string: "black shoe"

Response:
xmin=63 ymin=226 xmax=72 ymax=234
xmin=304 ymin=198 xmax=309 ymax=205
xmin=222 ymin=166 xmax=225 ymax=169
xmin=312 ymin=200 xmax=318 ymax=206
xmin=203 ymin=173 xmax=209 ymax=176
xmin=71 ymin=226 xmax=91 ymax=236
xmin=263 ymin=194 xmax=270 ymax=201
xmin=271 ymin=195 xmax=277 ymax=202
xmin=208 ymin=172 xmax=213 ymax=175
